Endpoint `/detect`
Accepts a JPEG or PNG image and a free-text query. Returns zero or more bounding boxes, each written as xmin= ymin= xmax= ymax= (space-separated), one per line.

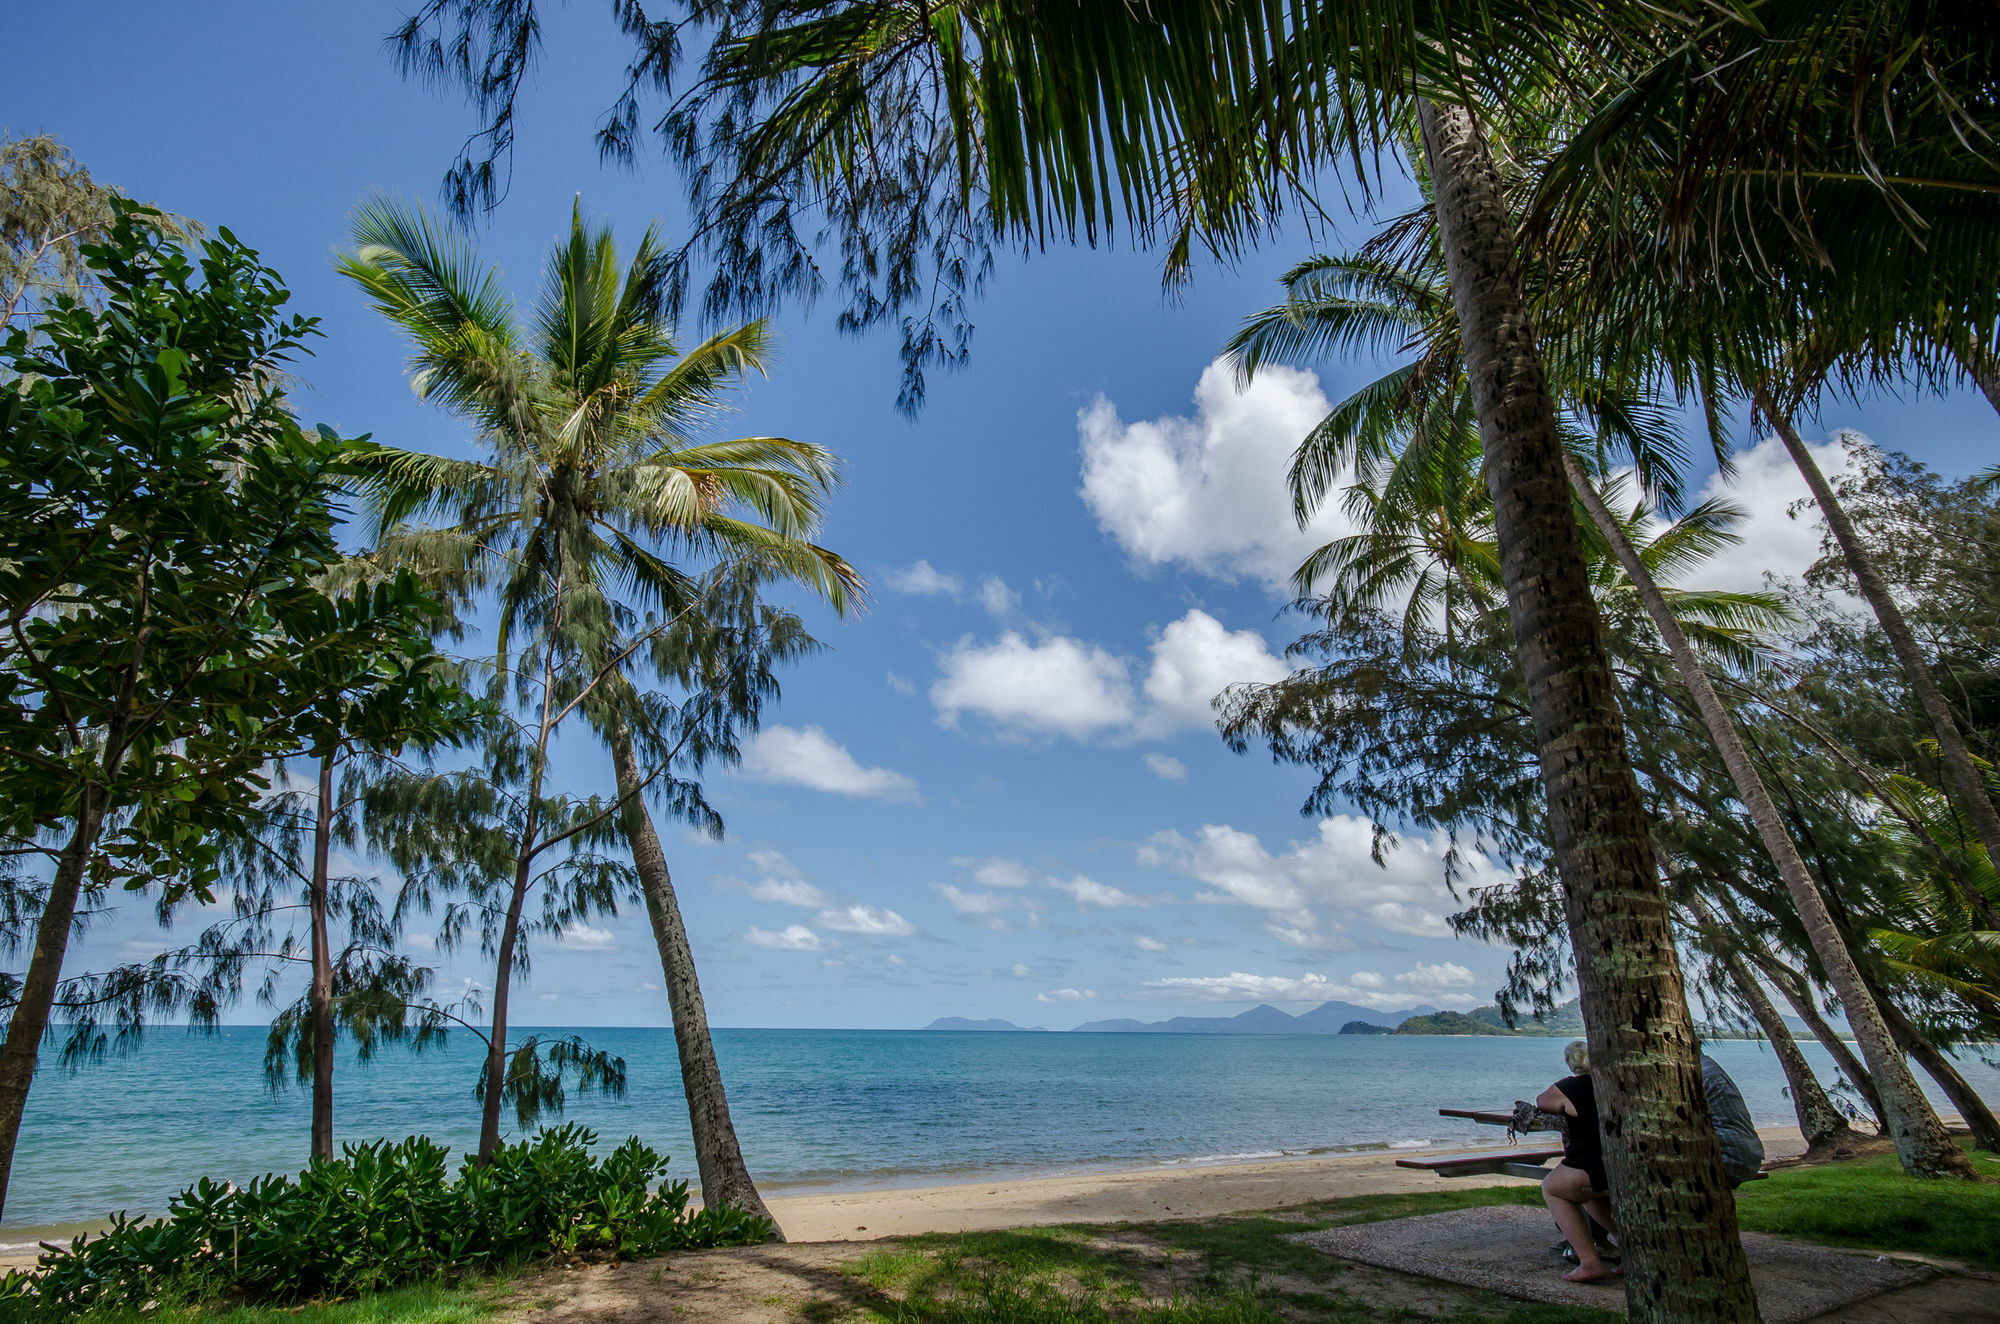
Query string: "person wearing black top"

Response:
xmin=1535 ymin=1040 xmax=1619 ymax=1283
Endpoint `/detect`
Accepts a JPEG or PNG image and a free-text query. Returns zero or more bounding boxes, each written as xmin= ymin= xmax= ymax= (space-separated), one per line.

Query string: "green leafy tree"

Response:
xmin=0 ymin=209 xmax=451 ymax=1216
xmin=337 ymin=196 xmax=860 ymax=1229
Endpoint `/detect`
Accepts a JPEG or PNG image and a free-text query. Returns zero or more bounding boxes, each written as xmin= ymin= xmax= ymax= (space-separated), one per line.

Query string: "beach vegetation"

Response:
xmin=0 ymin=1124 xmax=770 ymax=1320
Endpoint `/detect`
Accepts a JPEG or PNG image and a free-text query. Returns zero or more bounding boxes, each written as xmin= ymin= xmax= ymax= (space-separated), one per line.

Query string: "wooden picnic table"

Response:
xmin=1394 ymin=1105 xmax=1566 ymax=1181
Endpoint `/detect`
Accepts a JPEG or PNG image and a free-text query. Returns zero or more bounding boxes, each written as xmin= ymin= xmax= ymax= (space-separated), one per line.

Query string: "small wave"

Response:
xmin=1386 ymin=1139 xmax=1433 ymax=1151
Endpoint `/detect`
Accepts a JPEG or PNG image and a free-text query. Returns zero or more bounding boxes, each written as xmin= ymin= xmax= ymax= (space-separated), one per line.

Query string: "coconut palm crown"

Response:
xmin=336 ymin=194 xmax=862 ymax=661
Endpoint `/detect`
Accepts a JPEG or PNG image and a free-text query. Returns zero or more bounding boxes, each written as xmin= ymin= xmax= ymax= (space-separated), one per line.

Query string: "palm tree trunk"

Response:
xmin=1564 ymin=455 xmax=1970 ymax=1178
xmin=0 ymin=799 xmax=105 ymax=1220
xmin=1722 ymin=948 xmax=1853 ymax=1153
xmin=608 ymin=722 xmax=780 ymax=1236
xmin=309 ymin=752 xmax=337 ymax=1162
xmin=1417 ymin=97 xmax=1759 ymax=1322
xmin=1759 ymin=390 xmax=2000 ymax=906
xmin=1951 ymin=341 xmax=2000 ymax=416
xmin=1875 ymin=993 xmax=2000 ymax=1153
xmin=1683 ymin=899 xmax=1855 ymax=1153
xmin=1748 ymin=952 xmax=1883 ymax=1126
xmin=477 ymin=857 xmax=532 ymax=1164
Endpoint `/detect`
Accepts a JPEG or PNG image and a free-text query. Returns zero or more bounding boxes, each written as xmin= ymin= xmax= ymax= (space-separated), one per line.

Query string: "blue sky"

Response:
xmin=11 ymin=4 xmax=1996 ymax=1031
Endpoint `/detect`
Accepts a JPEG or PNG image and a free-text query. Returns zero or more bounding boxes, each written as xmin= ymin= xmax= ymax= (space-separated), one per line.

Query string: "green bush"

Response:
xmin=0 ymin=1124 xmax=770 ymax=1319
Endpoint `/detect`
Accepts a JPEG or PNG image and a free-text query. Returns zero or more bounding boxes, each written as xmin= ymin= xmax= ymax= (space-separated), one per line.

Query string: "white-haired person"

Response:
xmin=1534 ymin=1039 xmax=1618 ymax=1283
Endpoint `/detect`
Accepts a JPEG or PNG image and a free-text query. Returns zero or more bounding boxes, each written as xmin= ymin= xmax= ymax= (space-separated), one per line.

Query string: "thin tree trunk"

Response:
xmin=0 ymin=801 xmax=104 ymax=1220
xmin=1875 ymin=993 xmax=2000 ymax=1153
xmin=608 ymin=722 xmax=780 ymax=1237
xmin=1418 ymin=98 xmax=1759 ymax=1322
xmin=1760 ymin=390 xmax=2000 ymax=911
xmin=1682 ymin=898 xmax=1854 ymax=1152
xmin=309 ymin=753 xmax=337 ymax=1162
xmin=477 ymin=857 xmax=532 ymax=1164
xmin=1750 ymin=953 xmax=1883 ymax=1127
xmin=1716 ymin=943 xmax=1854 ymax=1152
xmin=1565 ymin=455 xmax=1971 ymax=1179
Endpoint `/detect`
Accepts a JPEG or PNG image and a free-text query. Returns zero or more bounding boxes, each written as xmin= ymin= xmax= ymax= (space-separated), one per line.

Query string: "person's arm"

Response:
xmin=1537 ymin=1080 xmax=1576 ymax=1115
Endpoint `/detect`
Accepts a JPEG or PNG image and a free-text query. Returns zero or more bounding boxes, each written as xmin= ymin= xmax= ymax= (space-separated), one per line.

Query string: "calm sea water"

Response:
xmin=8 ymin=1028 xmax=1996 ymax=1232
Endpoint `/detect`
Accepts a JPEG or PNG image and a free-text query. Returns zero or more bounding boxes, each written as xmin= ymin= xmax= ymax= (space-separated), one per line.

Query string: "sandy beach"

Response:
xmin=763 ymin=1124 xmax=1811 ymax=1242
xmin=0 ymin=1126 xmax=1813 ymax=1270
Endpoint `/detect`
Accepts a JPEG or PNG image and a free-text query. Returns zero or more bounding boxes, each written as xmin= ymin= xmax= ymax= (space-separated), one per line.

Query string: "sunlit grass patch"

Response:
xmin=78 ymin=1282 xmax=497 ymax=1324
xmin=1735 ymin=1142 xmax=2000 ymax=1267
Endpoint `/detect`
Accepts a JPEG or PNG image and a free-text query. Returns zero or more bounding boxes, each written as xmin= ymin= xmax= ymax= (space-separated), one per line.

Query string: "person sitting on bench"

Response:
xmin=1535 ymin=1040 xmax=1619 ymax=1284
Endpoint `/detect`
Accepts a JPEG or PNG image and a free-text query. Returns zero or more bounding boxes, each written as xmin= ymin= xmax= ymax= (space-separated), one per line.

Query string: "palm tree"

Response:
xmin=1230 ymin=238 xmax=1976 ymax=1178
xmin=337 ymin=196 xmax=862 ymax=1231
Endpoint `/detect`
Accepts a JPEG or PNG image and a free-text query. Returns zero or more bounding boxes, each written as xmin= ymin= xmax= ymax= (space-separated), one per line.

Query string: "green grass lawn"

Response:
xmin=1733 ymin=1142 xmax=2000 ymax=1267
xmin=67 ymin=1145 xmax=1998 ymax=1324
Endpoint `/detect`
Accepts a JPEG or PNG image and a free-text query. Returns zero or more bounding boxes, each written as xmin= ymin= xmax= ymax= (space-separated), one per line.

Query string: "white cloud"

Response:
xmin=1142 ymin=967 xmax=1460 ymax=1011
xmin=1268 ymin=926 xmax=1356 ymax=952
xmin=1397 ymin=960 xmax=1477 ymax=991
xmin=743 ymin=924 xmax=828 ymax=951
xmin=1138 ymin=610 xmax=1289 ymax=735
xmin=1133 ymin=935 xmax=1170 ymax=952
xmin=557 ymin=923 xmax=618 ymax=951
xmin=747 ymin=878 xmax=835 ymax=908
xmin=740 ymin=725 xmax=919 ymax=802
xmin=1138 ymin=817 xmax=1504 ymax=944
xmin=929 ymin=609 xmax=1284 ymax=743
xmin=886 ymin=954 xmax=908 ymax=967
xmin=932 ymin=632 xmax=1135 ymax=739
xmin=1078 ymin=359 xmax=1356 ymax=589
xmin=935 ymin=884 xmax=1014 ymax=917
xmin=1036 ymin=987 xmax=1097 ymax=1003
xmin=817 ymin=904 xmax=918 ymax=937
xmin=886 ymin=671 xmax=917 ymax=696
xmin=953 ymin=856 xmax=1038 ymax=889
xmin=1010 ymin=962 xmax=1033 ymax=976
xmin=747 ymin=848 xmax=800 ymax=877
xmin=1144 ymin=971 xmax=1336 ymax=1002
xmin=1679 ymin=433 xmax=1861 ymax=596
xmin=978 ymin=575 xmax=1020 ymax=617
xmin=1049 ymin=875 xmax=1160 ymax=909
xmin=888 ymin=559 xmax=963 ymax=595
xmin=1143 ymin=752 xmax=1188 ymax=781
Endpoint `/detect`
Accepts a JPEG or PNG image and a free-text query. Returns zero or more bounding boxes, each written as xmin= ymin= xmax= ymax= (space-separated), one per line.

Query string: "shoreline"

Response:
xmin=0 ymin=1126 xmax=1812 ymax=1266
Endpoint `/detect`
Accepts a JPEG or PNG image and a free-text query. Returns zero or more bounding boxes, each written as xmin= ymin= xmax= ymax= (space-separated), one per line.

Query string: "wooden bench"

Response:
xmin=1396 ymin=1147 xmax=1565 ymax=1180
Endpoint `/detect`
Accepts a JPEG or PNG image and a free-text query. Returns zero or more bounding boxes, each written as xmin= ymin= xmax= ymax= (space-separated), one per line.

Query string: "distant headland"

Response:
xmin=922 ymin=998 xmax=1600 ymax=1035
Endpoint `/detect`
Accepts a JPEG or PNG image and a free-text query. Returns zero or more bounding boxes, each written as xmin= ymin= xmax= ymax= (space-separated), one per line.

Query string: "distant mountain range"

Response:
xmin=923 ymin=998 xmax=1843 ymax=1039
xmin=922 ymin=1000 xmax=1442 ymax=1035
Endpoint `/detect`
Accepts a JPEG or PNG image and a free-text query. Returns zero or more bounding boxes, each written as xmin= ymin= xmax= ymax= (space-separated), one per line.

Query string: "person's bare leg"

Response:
xmin=1582 ymin=1195 xmax=1617 ymax=1245
xmin=1543 ymin=1165 xmax=1613 ymax=1282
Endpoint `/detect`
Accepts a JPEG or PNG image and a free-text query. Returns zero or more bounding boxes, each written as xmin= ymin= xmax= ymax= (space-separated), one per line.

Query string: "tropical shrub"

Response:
xmin=0 ymin=1124 xmax=769 ymax=1319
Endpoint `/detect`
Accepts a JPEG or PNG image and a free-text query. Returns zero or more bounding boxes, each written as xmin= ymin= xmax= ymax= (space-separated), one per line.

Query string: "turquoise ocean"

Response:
xmin=8 ymin=1028 xmax=1997 ymax=1234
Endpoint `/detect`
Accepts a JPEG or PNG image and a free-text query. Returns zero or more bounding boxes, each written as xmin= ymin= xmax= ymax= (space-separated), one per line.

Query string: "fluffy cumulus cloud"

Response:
xmin=1138 ymin=610 xmax=1289 ymax=735
xmin=929 ymin=610 xmax=1285 ymax=742
xmin=953 ymin=856 xmax=1039 ymax=889
xmin=1145 ymin=965 xmax=1482 ymax=1010
xmin=1078 ymin=360 xmax=1359 ymax=589
xmin=557 ymin=923 xmax=617 ymax=951
xmin=747 ymin=878 xmax=834 ymax=908
xmin=1143 ymin=752 xmax=1188 ymax=781
xmin=1047 ymin=875 xmax=1161 ymax=909
xmin=742 ymin=924 xmax=827 ymax=951
xmin=1133 ymin=935 xmax=1170 ymax=952
xmin=739 ymin=724 xmax=919 ymax=802
xmin=1138 ymin=816 xmax=1508 ymax=944
xmin=1036 ymin=987 xmax=1097 ymax=1003
xmin=931 ymin=632 xmax=1136 ymax=738
xmin=978 ymin=575 xmax=1020 ymax=617
xmin=887 ymin=559 xmax=963 ymax=596
xmin=1677 ymin=433 xmax=1861 ymax=596
xmin=933 ymin=882 xmax=1046 ymax=932
xmin=816 ymin=904 xmax=918 ymax=937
